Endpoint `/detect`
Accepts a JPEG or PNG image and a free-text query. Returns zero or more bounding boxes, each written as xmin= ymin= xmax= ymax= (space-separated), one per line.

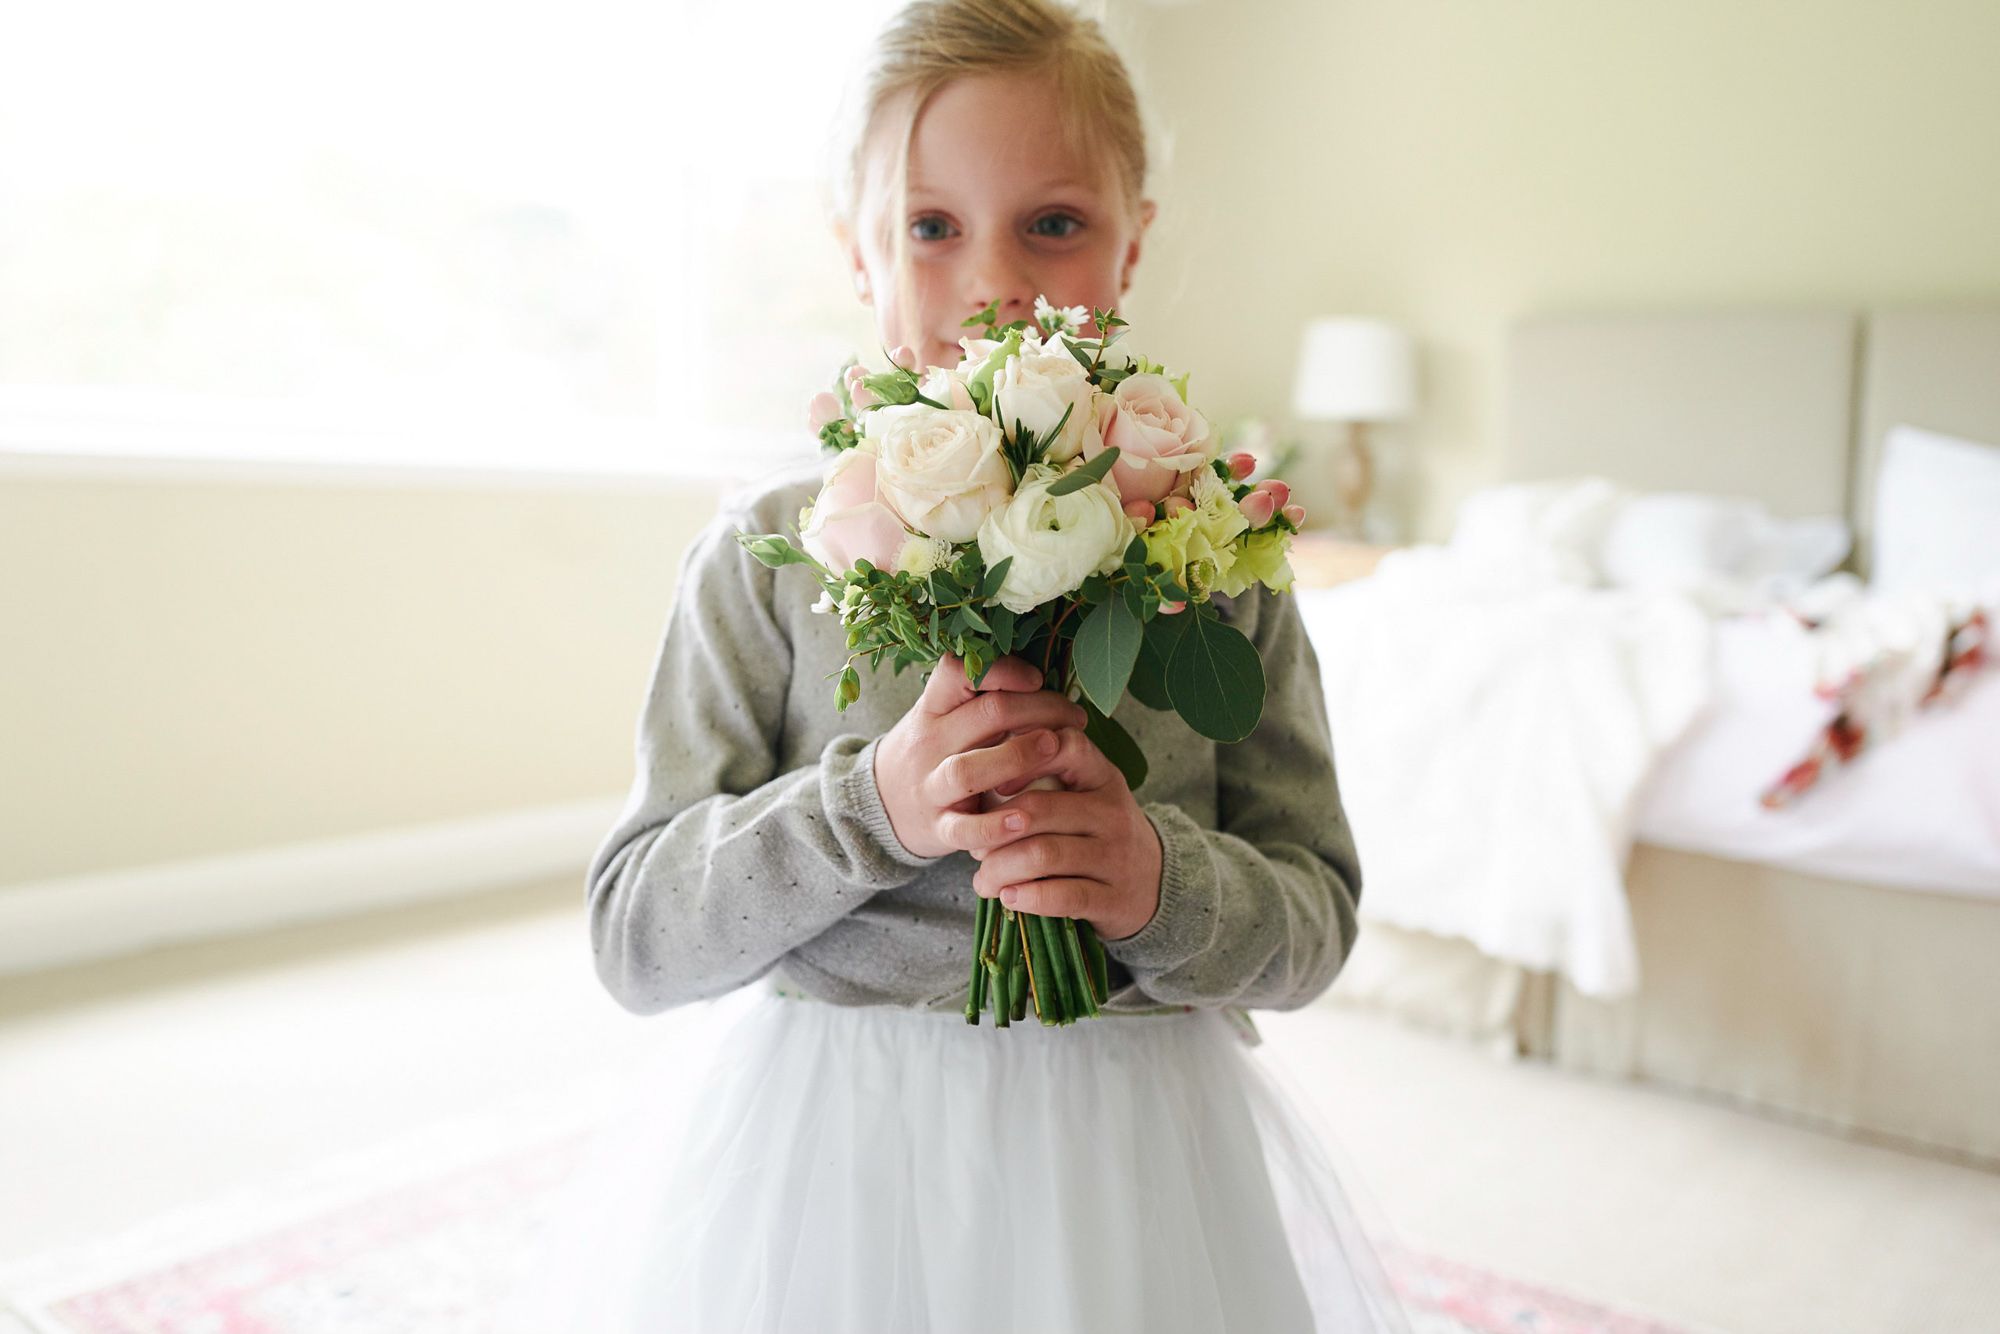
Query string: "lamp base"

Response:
xmin=1327 ymin=421 xmax=1375 ymax=539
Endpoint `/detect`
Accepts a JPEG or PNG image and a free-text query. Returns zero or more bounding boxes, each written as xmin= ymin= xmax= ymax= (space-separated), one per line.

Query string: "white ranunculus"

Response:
xmin=992 ymin=342 xmax=1101 ymax=464
xmin=864 ymin=403 xmax=1013 ymax=543
xmin=976 ymin=461 xmax=1131 ymax=614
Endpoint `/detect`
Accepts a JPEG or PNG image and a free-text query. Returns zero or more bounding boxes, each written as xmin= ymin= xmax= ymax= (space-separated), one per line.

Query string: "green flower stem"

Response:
xmin=1034 ymin=912 xmax=1079 ymax=1023
xmin=966 ymin=896 xmax=991 ymax=1024
xmin=1077 ymin=920 xmax=1110 ymax=1005
xmin=1020 ymin=912 xmax=1057 ymax=1025
xmin=1009 ymin=957 xmax=1029 ymax=1022
xmin=1059 ymin=918 xmax=1099 ymax=1017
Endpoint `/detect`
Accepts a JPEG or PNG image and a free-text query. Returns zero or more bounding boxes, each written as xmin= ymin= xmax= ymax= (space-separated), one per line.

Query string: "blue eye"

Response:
xmin=1032 ymin=212 xmax=1083 ymax=239
xmin=910 ymin=214 xmax=954 ymax=242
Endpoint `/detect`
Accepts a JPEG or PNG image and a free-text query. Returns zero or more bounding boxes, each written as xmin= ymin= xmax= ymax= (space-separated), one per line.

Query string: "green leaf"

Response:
xmin=1165 ymin=610 xmax=1265 ymax=742
xmin=979 ymin=556 xmax=1013 ymax=601
xmin=1046 ymin=446 xmax=1119 ymax=497
xmin=1080 ymin=695 xmax=1149 ymax=792
xmin=1123 ymin=534 xmax=1147 ymax=564
xmin=989 ymin=604 xmax=1016 ymax=654
xmin=960 ymin=603 xmax=990 ymax=634
xmin=1127 ymin=610 xmax=1183 ymax=710
xmin=1073 ymin=594 xmax=1143 ymax=714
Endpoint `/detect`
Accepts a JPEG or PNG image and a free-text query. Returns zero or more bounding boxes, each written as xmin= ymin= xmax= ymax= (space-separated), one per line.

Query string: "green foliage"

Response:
xmin=1073 ymin=592 xmax=1143 ymax=714
xmin=1164 ymin=605 xmax=1266 ymax=742
xmin=1045 ymin=445 xmax=1120 ymax=497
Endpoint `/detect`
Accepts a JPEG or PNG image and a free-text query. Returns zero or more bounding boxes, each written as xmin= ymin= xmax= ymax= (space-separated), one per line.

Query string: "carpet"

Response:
xmin=0 ymin=1106 xmax=1701 ymax=1334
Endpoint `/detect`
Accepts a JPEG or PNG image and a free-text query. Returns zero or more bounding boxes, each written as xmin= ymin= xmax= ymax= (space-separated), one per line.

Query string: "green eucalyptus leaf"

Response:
xmin=1080 ymin=695 xmax=1148 ymax=792
xmin=1127 ymin=610 xmax=1184 ymax=711
xmin=1165 ymin=610 xmax=1265 ymax=742
xmin=1073 ymin=593 xmax=1143 ymax=714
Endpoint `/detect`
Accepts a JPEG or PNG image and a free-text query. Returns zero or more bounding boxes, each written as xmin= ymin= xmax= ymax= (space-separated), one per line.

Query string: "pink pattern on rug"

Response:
xmin=18 ymin=1131 xmax=1694 ymax=1334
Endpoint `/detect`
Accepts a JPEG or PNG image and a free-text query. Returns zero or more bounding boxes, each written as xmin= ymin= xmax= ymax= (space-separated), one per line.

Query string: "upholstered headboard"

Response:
xmin=1502 ymin=305 xmax=2000 ymax=577
xmin=1853 ymin=309 xmax=2000 ymax=573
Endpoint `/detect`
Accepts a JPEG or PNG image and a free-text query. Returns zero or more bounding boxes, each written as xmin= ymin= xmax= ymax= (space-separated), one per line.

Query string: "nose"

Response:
xmin=960 ymin=233 xmax=1037 ymax=327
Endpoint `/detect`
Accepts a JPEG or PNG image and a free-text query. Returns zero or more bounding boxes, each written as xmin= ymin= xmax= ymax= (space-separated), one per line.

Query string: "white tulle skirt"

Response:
xmin=497 ymin=976 xmax=1412 ymax=1333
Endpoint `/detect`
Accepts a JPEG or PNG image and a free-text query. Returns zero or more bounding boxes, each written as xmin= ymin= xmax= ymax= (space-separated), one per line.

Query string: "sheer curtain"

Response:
xmin=0 ymin=0 xmax=901 ymax=477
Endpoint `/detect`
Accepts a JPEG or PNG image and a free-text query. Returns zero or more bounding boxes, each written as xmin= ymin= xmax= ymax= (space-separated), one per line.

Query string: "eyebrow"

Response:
xmin=906 ymin=178 xmax=1099 ymax=198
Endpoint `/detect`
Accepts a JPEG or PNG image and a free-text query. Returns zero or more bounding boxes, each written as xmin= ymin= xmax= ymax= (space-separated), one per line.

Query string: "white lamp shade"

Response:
xmin=1291 ymin=318 xmax=1417 ymax=422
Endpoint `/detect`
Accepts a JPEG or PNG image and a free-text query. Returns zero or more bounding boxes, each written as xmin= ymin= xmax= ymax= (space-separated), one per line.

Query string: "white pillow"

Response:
xmin=1872 ymin=424 xmax=2000 ymax=595
xmin=1448 ymin=476 xmax=1632 ymax=585
xmin=1597 ymin=491 xmax=1849 ymax=610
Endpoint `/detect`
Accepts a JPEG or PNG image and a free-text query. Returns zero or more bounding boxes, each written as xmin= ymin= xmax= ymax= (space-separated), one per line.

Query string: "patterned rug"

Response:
xmin=0 ymin=1112 xmax=1698 ymax=1334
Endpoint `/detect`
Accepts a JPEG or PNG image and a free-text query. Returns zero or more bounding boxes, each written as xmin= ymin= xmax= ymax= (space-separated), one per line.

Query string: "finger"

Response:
xmin=1006 ymin=726 xmax=1124 ymax=794
xmin=1000 ymin=877 xmax=1103 ymax=920
xmin=924 ymin=727 xmax=1062 ymax=809
xmin=934 ymin=688 xmax=1088 ymax=758
xmin=971 ymin=833 xmax=1099 ymax=900
xmin=944 ymin=788 xmax=1107 ymax=858
xmin=918 ymin=653 xmax=1044 ymax=717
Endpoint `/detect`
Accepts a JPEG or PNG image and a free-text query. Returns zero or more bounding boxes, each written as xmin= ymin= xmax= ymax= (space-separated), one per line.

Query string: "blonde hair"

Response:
xmin=826 ymin=0 xmax=1150 ymax=333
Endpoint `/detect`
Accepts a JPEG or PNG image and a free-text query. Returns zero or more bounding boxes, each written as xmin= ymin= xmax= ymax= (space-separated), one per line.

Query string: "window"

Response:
xmin=0 ymin=0 xmax=901 ymax=479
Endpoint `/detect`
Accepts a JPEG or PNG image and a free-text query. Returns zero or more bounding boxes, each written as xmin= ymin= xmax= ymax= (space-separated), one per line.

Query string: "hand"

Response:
xmin=873 ymin=654 xmax=1090 ymax=862
xmin=953 ymin=729 xmax=1165 ymax=944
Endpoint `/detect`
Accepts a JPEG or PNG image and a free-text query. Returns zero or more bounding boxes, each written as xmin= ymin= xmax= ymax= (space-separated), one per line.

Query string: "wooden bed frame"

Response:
xmin=1322 ymin=307 xmax=2000 ymax=1170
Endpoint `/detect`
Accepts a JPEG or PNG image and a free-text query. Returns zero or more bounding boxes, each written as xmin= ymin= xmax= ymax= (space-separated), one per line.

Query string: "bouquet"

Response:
xmin=738 ymin=295 xmax=1307 ymax=1028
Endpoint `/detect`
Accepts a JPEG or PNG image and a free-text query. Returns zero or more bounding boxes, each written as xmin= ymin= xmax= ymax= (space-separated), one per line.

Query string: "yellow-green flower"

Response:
xmin=1212 ymin=528 xmax=1296 ymax=597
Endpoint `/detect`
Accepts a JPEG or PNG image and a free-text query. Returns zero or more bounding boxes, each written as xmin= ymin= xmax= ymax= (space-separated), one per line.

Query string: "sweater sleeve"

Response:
xmin=587 ymin=507 xmax=942 ymax=1015
xmin=1099 ymin=589 xmax=1363 ymax=1011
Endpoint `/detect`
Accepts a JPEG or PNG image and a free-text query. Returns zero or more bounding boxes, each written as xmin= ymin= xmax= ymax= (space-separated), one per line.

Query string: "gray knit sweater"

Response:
xmin=586 ymin=456 xmax=1363 ymax=1024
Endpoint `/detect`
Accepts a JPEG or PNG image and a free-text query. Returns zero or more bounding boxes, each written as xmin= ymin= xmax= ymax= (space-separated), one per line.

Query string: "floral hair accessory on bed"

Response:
xmin=1761 ymin=600 xmax=1991 ymax=809
xmin=736 ymin=297 xmax=1307 ymax=1029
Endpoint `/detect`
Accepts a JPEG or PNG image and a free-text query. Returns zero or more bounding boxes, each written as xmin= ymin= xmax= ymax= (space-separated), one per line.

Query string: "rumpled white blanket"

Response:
xmin=1297 ymin=475 xmax=1995 ymax=998
xmin=1297 ymin=543 xmax=1710 ymax=999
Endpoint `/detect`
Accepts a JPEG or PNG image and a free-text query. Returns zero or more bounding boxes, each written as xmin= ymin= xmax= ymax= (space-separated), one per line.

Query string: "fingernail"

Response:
xmin=1004 ymin=813 xmax=1024 ymax=832
xmin=1038 ymin=731 xmax=1059 ymax=756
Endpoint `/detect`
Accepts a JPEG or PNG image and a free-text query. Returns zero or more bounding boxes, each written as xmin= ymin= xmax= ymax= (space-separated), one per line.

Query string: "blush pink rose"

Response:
xmin=800 ymin=444 xmax=910 ymax=573
xmin=1085 ymin=374 xmax=1214 ymax=506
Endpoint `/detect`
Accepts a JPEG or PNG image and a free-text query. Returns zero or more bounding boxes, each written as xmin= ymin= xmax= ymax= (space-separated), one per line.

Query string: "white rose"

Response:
xmin=976 ymin=461 xmax=1130 ymax=614
xmin=864 ymin=403 xmax=1013 ymax=543
xmin=955 ymin=331 xmax=1041 ymax=373
xmin=992 ymin=342 xmax=1102 ymax=464
xmin=918 ymin=367 xmax=977 ymax=412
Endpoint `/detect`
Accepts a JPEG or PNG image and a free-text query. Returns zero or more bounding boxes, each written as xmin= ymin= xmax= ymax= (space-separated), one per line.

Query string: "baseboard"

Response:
xmin=0 ymin=798 xmax=625 ymax=979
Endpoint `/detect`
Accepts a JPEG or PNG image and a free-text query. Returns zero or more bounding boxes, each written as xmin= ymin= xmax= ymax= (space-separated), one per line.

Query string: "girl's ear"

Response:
xmin=1119 ymin=198 xmax=1159 ymax=296
xmin=833 ymin=218 xmax=873 ymax=306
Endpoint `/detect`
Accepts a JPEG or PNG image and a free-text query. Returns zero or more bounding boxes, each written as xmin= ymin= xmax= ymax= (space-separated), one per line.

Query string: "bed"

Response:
xmin=1317 ymin=307 xmax=2000 ymax=1169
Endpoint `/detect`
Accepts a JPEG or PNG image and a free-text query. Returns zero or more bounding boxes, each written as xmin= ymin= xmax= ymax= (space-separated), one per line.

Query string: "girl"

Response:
xmin=503 ymin=2 xmax=1413 ymax=1330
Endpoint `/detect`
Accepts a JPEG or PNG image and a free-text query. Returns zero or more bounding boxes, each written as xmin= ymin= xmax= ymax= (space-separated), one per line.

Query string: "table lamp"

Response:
xmin=1290 ymin=317 xmax=1417 ymax=537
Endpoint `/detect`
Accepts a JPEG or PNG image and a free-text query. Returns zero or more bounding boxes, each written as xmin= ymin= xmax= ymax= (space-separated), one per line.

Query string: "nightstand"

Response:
xmin=1288 ymin=532 xmax=1396 ymax=589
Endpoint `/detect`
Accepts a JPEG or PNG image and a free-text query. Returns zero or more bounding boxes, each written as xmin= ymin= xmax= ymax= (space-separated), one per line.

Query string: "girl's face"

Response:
xmin=846 ymin=70 xmax=1156 ymax=375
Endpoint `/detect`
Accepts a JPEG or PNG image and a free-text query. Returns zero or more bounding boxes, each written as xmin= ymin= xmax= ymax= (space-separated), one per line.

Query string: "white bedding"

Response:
xmin=1297 ymin=547 xmax=1711 ymax=1000
xmin=1633 ymin=612 xmax=2000 ymax=899
xmin=1298 ymin=478 xmax=1999 ymax=1000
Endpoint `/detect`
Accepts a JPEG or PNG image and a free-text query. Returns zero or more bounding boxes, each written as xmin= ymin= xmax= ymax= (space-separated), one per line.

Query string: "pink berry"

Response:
xmin=1226 ymin=451 xmax=1257 ymax=480
xmin=807 ymin=391 xmax=842 ymax=433
xmin=1239 ymin=490 xmax=1278 ymax=529
xmin=1282 ymin=502 xmax=1306 ymax=527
